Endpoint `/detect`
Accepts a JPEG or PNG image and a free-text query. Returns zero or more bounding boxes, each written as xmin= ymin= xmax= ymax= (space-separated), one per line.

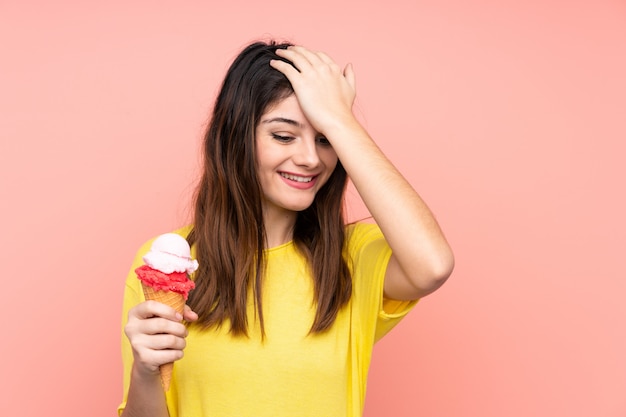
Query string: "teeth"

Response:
xmin=281 ymin=173 xmax=313 ymax=183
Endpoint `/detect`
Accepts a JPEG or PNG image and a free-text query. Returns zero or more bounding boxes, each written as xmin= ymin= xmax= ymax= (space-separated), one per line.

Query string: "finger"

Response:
xmin=270 ymin=58 xmax=301 ymax=81
xmin=142 ymin=333 xmax=188 ymax=351
xmin=315 ymin=51 xmax=344 ymax=77
xmin=274 ymin=47 xmax=316 ymax=71
xmin=183 ymin=304 xmax=199 ymax=322
xmin=344 ymin=63 xmax=356 ymax=90
xmin=131 ymin=300 xmax=183 ymax=322
xmin=126 ymin=327 xmax=187 ymax=370
xmin=288 ymin=45 xmax=323 ymax=65
xmin=141 ymin=316 xmax=189 ymax=337
xmin=316 ymin=51 xmax=339 ymax=67
xmin=147 ymin=349 xmax=185 ymax=366
xmin=133 ymin=342 xmax=185 ymax=370
xmin=291 ymin=46 xmax=345 ymax=74
xmin=125 ymin=317 xmax=187 ymax=348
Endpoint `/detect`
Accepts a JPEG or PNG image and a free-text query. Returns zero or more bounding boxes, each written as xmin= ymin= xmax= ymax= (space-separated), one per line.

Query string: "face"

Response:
xmin=255 ymin=94 xmax=339 ymax=222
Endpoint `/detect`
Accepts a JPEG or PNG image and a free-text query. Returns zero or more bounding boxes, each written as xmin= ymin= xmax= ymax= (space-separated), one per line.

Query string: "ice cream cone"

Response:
xmin=134 ymin=233 xmax=198 ymax=392
xmin=142 ymin=284 xmax=186 ymax=391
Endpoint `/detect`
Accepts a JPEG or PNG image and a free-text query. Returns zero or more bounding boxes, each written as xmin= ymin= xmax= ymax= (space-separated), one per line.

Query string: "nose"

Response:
xmin=292 ymin=137 xmax=320 ymax=168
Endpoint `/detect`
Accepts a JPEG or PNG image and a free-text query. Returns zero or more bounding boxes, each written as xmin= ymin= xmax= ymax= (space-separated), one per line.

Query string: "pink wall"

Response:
xmin=1 ymin=1 xmax=624 ymax=416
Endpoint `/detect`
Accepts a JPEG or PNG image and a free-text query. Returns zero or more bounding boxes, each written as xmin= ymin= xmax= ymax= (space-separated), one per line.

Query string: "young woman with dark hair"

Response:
xmin=119 ymin=41 xmax=454 ymax=417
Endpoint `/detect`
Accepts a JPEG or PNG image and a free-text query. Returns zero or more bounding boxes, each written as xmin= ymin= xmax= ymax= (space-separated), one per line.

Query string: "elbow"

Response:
xmin=432 ymin=255 xmax=454 ymax=290
xmin=427 ymin=260 xmax=454 ymax=293
xmin=415 ymin=249 xmax=455 ymax=296
xmin=388 ymin=246 xmax=455 ymax=300
xmin=435 ymin=247 xmax=455 ymax=283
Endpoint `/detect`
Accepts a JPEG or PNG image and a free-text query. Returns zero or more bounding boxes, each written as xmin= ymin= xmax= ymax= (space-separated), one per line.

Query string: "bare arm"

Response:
xmin=271 ymin=46 xmax=454 ymax=300
xmin=323 ymin=119 xmax=454 ymax=300
xmin=121 ymin=364 xmax=168 ymax=417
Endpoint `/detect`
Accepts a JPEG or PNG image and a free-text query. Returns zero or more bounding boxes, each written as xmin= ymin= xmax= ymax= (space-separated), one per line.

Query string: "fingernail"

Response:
xmin=176 ymin=313 xmax=183 ymax=321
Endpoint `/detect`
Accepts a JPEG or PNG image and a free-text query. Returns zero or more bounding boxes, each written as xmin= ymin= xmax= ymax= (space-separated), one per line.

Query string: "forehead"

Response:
xmin=260 ymin=95 xmax=306 ymax=124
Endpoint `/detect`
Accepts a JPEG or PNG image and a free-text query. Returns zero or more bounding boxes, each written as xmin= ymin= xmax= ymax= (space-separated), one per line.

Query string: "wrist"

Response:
xmin=131 ymin=362 xmax=162 ymax=384
xmin=324 ymin=114 xmax=363 ymax=142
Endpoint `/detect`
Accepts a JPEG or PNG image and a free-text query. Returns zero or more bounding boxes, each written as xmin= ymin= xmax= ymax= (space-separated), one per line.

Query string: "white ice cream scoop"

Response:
xmin=142 ymin=233 xmax=199 ymax=274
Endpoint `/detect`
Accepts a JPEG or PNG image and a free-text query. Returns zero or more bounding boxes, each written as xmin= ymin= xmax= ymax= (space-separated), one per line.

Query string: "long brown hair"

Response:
xmin=187 ymin=41 xmax=351 ymax=336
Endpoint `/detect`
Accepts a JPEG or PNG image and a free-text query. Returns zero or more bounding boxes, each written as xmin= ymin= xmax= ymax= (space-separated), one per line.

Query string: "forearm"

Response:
xmin=120 ymin=365 xmax=169 ymax=417
xmin=329 ymin=118 xmax=454 ymax=291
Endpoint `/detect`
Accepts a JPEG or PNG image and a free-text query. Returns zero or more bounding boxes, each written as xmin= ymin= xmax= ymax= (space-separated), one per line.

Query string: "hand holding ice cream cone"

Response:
xmin=134 ymin=233 xmax=198 ymax=391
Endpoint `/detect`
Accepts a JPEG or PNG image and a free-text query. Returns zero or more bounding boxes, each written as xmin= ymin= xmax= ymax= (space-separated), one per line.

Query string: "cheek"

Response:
xmin=321 ymin=148 xmax=339 ymax=172
xmin=255 ymin=137 xmax=274 ymax=171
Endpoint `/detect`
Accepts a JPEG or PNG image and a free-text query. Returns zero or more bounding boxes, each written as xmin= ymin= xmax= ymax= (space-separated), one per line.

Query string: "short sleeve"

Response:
xmin=346 ymin=223 xmax=418 ymax=344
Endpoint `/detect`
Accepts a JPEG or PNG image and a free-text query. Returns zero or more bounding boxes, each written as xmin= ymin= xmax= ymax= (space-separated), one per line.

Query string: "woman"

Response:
xmin=119 ymin=41 xmax=454 ymax=417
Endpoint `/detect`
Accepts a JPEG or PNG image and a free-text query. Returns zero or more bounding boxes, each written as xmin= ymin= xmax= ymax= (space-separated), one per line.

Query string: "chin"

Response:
xmin=285 ymin=199 xmax=316 ymax=213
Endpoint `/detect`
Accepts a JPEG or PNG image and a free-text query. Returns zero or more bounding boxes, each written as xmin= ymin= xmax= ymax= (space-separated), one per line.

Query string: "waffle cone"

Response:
xmin=142 ymin=285 xmax=186 ymax=391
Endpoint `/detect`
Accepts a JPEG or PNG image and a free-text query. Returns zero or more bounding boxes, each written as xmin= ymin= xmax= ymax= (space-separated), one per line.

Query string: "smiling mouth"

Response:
xmin=280 ymin=172 xmax=315 ymax=183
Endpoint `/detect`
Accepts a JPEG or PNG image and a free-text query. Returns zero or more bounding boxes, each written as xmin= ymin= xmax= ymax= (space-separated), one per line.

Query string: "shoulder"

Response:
xmin=169 ymin=224 xmax=194 ymax=238
xmin=344 ymin=222 xmax=391 ymax=274
xmin=345 ymin=222 xmax=385 ymax=253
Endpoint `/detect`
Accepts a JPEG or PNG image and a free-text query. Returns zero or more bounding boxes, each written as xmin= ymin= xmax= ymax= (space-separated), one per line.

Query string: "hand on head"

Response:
xmin=270 ymin=45 xmax=357 ymax=137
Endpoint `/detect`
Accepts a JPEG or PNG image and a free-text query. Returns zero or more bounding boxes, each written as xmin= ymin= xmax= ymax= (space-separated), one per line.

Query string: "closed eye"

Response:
xmin=316 ymin=136 xmax=331 ymax=146
xmin=271 ymin=133 xmax=295 ymax=143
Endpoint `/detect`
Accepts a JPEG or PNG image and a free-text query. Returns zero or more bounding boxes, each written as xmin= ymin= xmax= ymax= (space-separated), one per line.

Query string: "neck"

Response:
xmin=263 ymin=208 xmax=297 ymax=248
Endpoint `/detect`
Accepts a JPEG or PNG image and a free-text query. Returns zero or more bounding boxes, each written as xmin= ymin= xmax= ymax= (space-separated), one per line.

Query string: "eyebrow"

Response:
xmin=261 ymin=117 xmax=304 ymax=128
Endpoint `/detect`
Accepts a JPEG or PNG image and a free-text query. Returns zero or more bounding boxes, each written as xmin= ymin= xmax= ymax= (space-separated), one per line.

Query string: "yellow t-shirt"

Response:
xmin=118 ymin=223 xmax=417 ymax=417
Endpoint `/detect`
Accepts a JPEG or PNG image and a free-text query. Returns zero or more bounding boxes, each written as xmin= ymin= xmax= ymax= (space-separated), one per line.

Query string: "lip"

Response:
xmin=278 ymin=171 xmax=318 ymax=190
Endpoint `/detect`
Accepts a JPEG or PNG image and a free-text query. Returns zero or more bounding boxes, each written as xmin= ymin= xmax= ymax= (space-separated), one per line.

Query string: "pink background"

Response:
xmin=1 ymin=1 xmax=625 ymax=416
